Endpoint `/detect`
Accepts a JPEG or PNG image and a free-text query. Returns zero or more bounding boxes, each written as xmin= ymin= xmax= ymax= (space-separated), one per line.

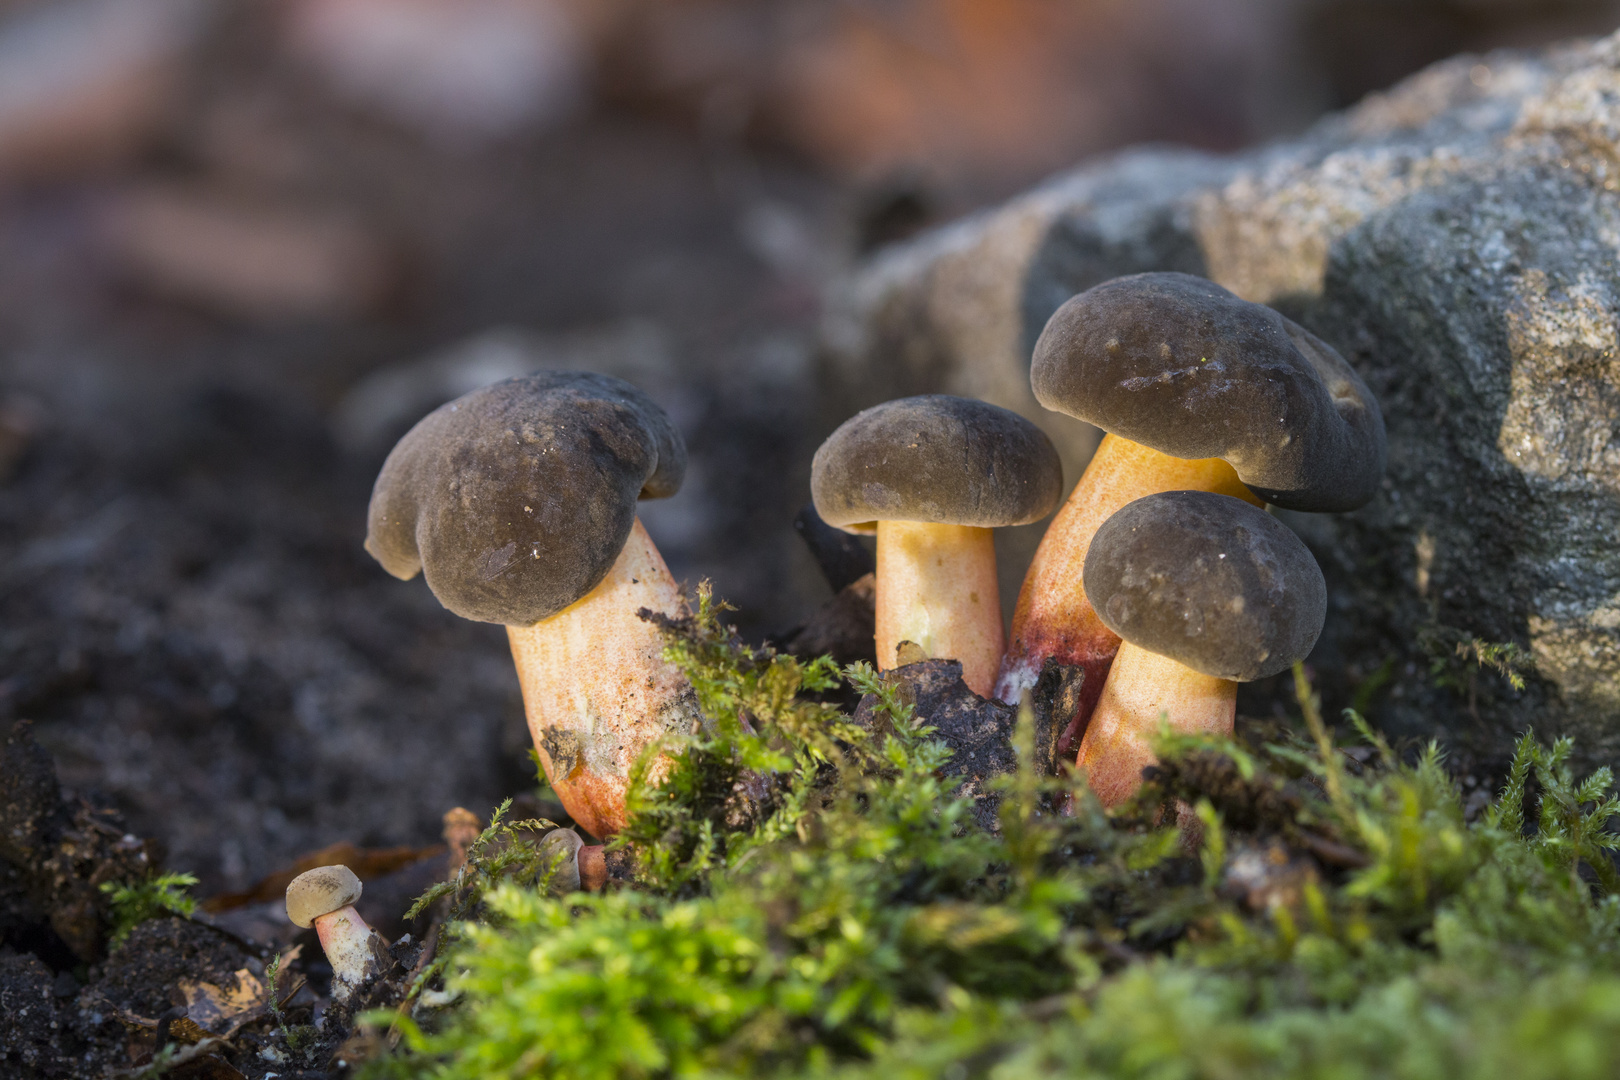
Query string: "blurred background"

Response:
xmin=2 ymin=0 xmax=1617 ymax=899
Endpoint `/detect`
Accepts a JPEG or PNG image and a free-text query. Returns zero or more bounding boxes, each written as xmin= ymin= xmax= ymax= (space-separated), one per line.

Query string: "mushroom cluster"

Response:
xmin=806 ymin=273 xmax=1381 ymax=804
xmin=997 ymin=272 xmax=1385 ymax=795
xmin=357 ymin=270 xmax=1382 ymax=842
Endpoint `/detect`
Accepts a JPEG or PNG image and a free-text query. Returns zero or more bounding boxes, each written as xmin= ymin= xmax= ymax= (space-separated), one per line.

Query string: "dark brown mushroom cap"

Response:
xmin=811 ymin=395 xmax=1063 ymax=534
xmin=364 ymin=372 xmax=686 ymax=626
xmin=1031 ymin=272 xmax=1385 ymax=512
xmin=1083 ymin=491 xmax=1325 ymax=681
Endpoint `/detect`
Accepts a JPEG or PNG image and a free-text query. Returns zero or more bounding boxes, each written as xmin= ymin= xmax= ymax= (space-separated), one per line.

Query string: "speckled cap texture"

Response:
xmin=285 ymin=865 xmax=362 ymax=928
xmin=811 ymin=395 xmax=1063 ymax=534
xmin=364 ymin=372 xmax=686 ymax=626
xmin=1083 ymin=491 xmax=1326 ymax=681
xmin=1031 ymin=272 xmax=1386 ymax=512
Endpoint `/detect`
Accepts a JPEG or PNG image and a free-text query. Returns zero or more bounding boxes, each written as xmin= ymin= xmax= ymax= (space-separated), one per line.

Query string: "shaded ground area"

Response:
xmin=0 ymin=23 xmax=842 ymax=893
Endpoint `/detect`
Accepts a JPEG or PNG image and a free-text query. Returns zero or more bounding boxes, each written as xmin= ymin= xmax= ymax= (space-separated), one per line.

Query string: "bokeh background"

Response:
xmin=2 ymin=0 xmax=1617 ymax=898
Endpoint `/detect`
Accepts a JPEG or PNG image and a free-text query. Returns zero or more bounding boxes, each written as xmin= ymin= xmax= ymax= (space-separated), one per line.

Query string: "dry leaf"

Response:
xmin=201 ymin=843 xmax=442 ymax=912
xmin=178 ymin=968 xmax=269 ymax=1039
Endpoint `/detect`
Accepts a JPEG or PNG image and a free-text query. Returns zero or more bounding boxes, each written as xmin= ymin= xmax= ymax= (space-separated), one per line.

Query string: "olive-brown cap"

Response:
xmin=1031 ymin=272 xmax=1385 ymax=512
xmin=811 ymin=395 xmax=1063 ymax=534
xmin=1083 ymin=491 xmax=1325 ymax=681
xmin=364 ymin=372 xmax=686 ymax=626
xmin=538 ymin=828 xmax=582 ymax=895
xmin=285 ymin=865 xmax=362 ymax=929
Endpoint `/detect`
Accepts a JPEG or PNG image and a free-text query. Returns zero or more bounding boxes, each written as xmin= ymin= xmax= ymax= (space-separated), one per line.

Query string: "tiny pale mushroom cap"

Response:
xmin=1031 ymin=272 xmax=1386 ymax=513
xmin=811 ymin=395 xmax=1063 ymax=535
xmin=285 ymin=865 xmax=363 ymax=929
xmin=364 ymin=371 xmax=686 ymax=626
xmin=1082 ymin=491 xmax=1326 ymax=681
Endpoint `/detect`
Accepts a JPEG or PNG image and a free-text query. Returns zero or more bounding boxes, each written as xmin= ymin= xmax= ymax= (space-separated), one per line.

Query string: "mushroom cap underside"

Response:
xmin=1031 ymin=271 xmax=1385 ymax=513
xmin=285 ymin=864 xmax=363 ymax=929
xmin=1083 ymin=490 xmax=1326 ymax=681
xmin=811 ymin=394 xmax=1063 ymax=534
xmin=364 ymin=371 xmax=686 ymax=626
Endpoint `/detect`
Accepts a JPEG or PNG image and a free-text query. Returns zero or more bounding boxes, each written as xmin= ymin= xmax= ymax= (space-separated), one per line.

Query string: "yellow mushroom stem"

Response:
xmin=996 ymin=435 xmax=1262 ymax=744
xmin=874 ymin=519 xmax=1003 ymax=698
xmin=1075 ymin=640 xmax=1237 ymax=808
xmin=506 ymin=517 xmax=697 ymax=840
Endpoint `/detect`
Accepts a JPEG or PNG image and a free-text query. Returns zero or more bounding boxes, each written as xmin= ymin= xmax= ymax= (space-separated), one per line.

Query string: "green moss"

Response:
xmin=366 ymin=591 xmax=1620 ymax=1079
xmin=100 ymin=871 xmax=198 ymax=948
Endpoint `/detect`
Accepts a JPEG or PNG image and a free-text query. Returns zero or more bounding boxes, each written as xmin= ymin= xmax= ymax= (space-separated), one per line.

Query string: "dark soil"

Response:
xmin=96 ymin=918 xmax=255 ymax=1021
xmin=0 ymin=15 xmax=843 ymax=906
xmin=0 ymin=9 xmax=850 ymax=1072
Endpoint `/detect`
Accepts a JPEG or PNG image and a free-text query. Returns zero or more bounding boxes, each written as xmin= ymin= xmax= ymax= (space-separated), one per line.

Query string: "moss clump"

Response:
xmin=368 ymin=590 xmax=1620 ymax=1079
xmin=99 ymin=871 xmax=198 ymax=947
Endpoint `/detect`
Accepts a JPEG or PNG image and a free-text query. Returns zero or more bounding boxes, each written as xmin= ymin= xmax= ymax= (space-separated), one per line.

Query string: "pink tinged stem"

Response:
xmin=579 ymin=845 xmax=607 ymax=891
xmin=506 ymin=517 xmax=702 ymax=840
xmin=313 ymin=904 xmax=382 ymax=1003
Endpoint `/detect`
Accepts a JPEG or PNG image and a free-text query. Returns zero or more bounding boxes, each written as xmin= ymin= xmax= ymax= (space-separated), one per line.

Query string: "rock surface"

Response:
xmin=825 ymin=31 xmax=1620 ymax=764
xmin=853 ymin=657 xmax=1077 ymax=830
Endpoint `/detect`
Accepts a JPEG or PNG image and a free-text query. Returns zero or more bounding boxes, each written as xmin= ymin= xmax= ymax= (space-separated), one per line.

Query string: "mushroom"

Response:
xmin=996 ymin=272 xmax=1382 ymax=746
xmin=285 ymin=865 xmax=384 ymax=1003
xmin=536 ymin=827 xmax=608 ymax=894
xmin=811 ymin=395 xmax=1063 ymax=697
xmin=365 ymin=371 xmax=703 ymax=840
xmin=1077 ymin=490 xmax=1326 ymax=806
xmin=537 ymin=828 xmax=582 ymax=894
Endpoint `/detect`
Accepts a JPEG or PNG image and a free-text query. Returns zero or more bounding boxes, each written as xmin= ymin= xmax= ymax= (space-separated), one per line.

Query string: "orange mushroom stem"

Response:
xmin=579 ymin=844 xmax=608 ymax=891
xmin=1074 ymin=641 xmax=1237 ymax=807
xmin=995 ymin=435 xmax=1261 ymax=740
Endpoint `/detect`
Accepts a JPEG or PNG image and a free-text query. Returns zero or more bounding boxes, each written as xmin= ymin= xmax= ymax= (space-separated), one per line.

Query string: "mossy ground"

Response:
xmin=361 ymin=588 xmax=1620 ymax=1079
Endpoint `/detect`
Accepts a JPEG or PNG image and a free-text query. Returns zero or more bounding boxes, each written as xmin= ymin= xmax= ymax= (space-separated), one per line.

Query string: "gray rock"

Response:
xmin=852 ymin=657 xmax=1077 ymax=831
xmin=823 ymin=32 xmax=1620 ymax=764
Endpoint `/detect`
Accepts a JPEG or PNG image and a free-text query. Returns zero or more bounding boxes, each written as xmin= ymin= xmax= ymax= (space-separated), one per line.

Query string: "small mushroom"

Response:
xmin=998 ymin=273 xmax=1382 ymax=744
xmin=365 ymin=372 xmax=703 ymax=839
xmin=536 ymin=828 xmax=607 ymax=895
xmin=811 ymin=395 xmax=1062 ymax=697
xmin=285 ymin=865 xmax=384 ymax=1003
xmin=537 ymin=828 xmax=583 ymax=894
xmin=1077 ymin=490 xmax=1326 ymax=806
